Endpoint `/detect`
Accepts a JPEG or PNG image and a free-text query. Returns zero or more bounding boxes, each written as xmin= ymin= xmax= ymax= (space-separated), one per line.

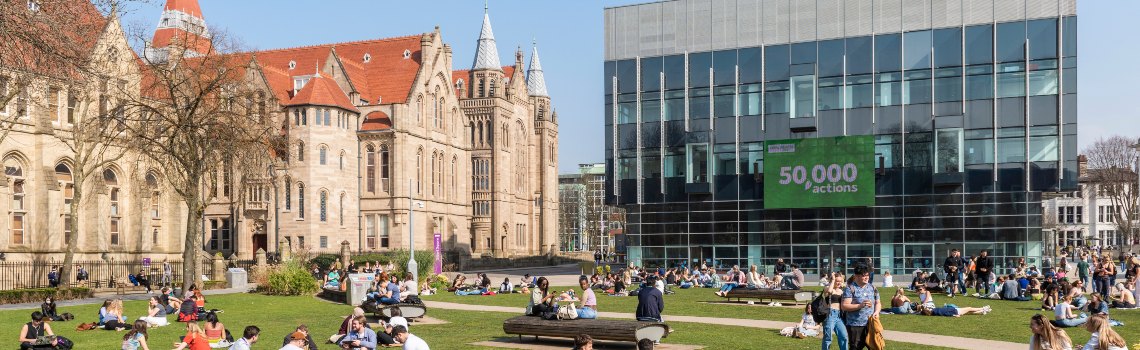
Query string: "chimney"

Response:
xmin=1078 ymin=154 xmax=1088 ymax=179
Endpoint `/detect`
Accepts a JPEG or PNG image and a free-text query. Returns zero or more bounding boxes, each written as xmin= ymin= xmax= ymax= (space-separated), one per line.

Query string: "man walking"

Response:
xmin=943 ymin=249 xmax=964 ymax=297
xmin=1078 ymin=254 xmax=1091 ymax=293
xmin=974 ymin=250 xmax=994 ymax=297
xmin=162 ymin=260 xmax=173 ymax=287
xmin=842 ymin=263 xmax=880 ymax=350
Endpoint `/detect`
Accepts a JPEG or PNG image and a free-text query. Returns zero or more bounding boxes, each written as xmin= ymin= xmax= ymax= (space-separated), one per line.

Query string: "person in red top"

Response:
xmin=172 ymin=322 xmax=210 ymax=350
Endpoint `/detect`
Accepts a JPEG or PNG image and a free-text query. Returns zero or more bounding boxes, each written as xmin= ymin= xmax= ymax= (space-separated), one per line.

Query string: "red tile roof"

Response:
xmin=151 ymin=28 xmax=212 ymax=56
xmin=163 ymin=0 xmax=204 ymax=18
xmin=286 ymin=75 xmax=358 ymax=112
xmin=0 ymin=0 xmax=109 ymax=79
xmin=361 ymin=111 xmax=392 ymax=131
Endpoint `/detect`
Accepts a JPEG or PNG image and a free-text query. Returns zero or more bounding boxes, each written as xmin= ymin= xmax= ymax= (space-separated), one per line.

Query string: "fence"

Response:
xmin=0 ymin=260 xmax=192 ymax=290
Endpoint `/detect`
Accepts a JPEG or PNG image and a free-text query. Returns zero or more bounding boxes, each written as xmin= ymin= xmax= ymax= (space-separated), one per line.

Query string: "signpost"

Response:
xmin=763 ymin=136 xmax=875 ymax=209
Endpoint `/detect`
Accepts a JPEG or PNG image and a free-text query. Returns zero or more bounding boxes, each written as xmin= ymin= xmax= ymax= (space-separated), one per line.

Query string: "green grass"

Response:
xmin=430 ymin=285 xmax=1140 ymax=345
xmin=1 ymin=293 xmax=960 ymax=349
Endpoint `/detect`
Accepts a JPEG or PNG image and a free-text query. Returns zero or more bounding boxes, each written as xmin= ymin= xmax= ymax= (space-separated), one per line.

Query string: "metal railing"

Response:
xmin=0 ymin=260 xmax=189 ymax=290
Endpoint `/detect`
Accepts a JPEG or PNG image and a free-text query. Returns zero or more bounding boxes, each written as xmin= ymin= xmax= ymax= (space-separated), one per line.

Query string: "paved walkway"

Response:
xmin=424 ymin=300 xmax=1024 ymax=350
xmin=0 ymin=286 xmax=254 ymax=311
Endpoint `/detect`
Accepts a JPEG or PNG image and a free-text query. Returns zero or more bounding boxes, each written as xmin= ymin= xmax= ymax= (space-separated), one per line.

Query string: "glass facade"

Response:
xmin=605 ymin=17 xmax=1078 ymax=276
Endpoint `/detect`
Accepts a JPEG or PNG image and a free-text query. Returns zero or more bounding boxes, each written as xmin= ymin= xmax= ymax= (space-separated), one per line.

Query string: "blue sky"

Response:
xmin=117 ymin=0 xmax=1137 ymax=173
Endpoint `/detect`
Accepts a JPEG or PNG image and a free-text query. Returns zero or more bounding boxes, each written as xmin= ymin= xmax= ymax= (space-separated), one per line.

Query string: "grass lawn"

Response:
xmin=1 ymin=293 xmax=958 ymax=349
xmin=429 ymin=285 xmax=1140 ymax=346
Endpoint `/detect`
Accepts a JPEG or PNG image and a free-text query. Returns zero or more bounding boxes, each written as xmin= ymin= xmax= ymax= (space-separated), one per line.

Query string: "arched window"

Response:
xmin=297 ymin=141 xmax=305 ymax=162
xmin=55 ymin=163 xmax=73 ymax=205
xmin=104 ymin=168 xmax=120 ymax=245
xmin=365 ymin=145 xmax=376 ymax=193
xmin=284 ymin=176 xmax=292 ymax=210
xmin=430 ymin=153 xmax=437 ymax=197
xmin=339 ymin=151 xmax=345 ymax=170
xmin=146 ymin=172 xmax=160 ymax=220
xmin=319 ymin=190 xmax=328 ymax=222
xmin=319 ymin=145 xmax=327 ymax=165
xmin=380 ymin=145 xmax=390 ymax=192
xmin=339 ymin=193 xmax=346 ymax=226
xmin=297 ymin=183 xmax=306 ymax=219
xmin=416 ymin=149 xmax=423 ymax=195
xmin=416 ymin=95 xmax=424 ymax=126
xmin=6 ymin=156 xmax=25 ymax=245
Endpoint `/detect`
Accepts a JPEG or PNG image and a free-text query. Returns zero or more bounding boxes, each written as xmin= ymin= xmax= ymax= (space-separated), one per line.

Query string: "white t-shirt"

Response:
xmin=654 ymin=280 xmax=665 ymax=294
xmin=389 ymin=316 xmax=409 ymax=330
xmin=1082 ymin=332 xmax=1127 ymax=350
xmin=402 ymin=333 xmax=430 ymax=350
xmin=279 ymin=344 xmax=305 ymax=350
xmin=882 ymin=275 xmax=893 ymax=288
xmin=402 ymin=280 xmax=418 ymax=296
xmin=1054 ymin=303 xmax=1070 ymax=319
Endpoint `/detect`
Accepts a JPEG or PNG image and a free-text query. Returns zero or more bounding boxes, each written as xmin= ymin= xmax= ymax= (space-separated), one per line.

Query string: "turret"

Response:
xmin=144 ymin=0 xmax=212 ymax=64
xmin=470 ymin=6 xmax=503 ymax=98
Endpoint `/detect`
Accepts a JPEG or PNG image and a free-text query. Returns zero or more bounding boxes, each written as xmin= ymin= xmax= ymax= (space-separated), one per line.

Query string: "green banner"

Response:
xmin=763 ymin=136 xmax=875 ymax=209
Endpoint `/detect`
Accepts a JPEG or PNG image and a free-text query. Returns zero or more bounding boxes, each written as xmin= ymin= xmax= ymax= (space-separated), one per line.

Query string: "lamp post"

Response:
xmin=408 ymin=179 xmax=424 ymax=287
xmin=1130 ymin=139 xmax=1140 ymax=251
xmin=267 ymin=164 xmax=280 ymax=262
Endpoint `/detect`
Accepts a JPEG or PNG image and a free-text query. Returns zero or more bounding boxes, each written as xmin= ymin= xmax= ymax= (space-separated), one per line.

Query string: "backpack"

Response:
xmin=404 ymin=295 xmax=423 ymax=305
xmin=55 ymin=335 xmax=74 ymax=350
xmin=810 ymin=294 xmax=831 ymax=324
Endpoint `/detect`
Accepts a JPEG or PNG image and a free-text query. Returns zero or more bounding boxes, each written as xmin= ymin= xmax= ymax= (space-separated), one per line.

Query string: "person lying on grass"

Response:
xmin=915 ymin=303 xmax=990 ymax=317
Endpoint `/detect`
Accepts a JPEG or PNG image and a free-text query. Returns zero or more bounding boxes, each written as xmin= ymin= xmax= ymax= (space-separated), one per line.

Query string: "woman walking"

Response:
xmin=821 ymin=271 xmax=848 ymax=350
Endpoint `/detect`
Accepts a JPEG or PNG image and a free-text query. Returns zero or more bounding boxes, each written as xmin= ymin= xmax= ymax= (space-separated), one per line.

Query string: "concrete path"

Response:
xmin=0 ymin=286 xmax=254 ymax=311
xmin=424 ymin=300 xmax=1025 ymax=350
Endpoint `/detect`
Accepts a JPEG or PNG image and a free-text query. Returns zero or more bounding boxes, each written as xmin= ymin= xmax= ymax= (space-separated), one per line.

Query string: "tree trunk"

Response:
xmin=182 ymin=199 xmax=205 ymax=291
xmin=59 ymin=174 xmax=84 ymax=288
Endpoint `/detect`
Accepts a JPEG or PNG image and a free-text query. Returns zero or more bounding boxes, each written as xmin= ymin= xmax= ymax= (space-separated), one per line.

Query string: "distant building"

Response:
xmin=1042 ymin=155 xmax=1135 ymax=256
xmin=559 ymin=163 xmax=625 ymax=253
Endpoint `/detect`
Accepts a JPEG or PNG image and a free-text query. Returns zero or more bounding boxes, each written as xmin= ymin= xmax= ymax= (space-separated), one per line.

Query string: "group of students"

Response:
xmin=324 ymin=307 xmax=428 ymax=349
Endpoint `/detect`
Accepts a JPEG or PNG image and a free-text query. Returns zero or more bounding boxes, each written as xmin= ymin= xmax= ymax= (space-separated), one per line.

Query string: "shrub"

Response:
xmin=0 ymin=288 xmax=92 ymax=305
xmin=263 ymin=260 xmax=319 ymax=296
xmin=428 ymin=273 xmax=450 ymax=291
xmin=312 ymin=250 xmax=435 ymax=279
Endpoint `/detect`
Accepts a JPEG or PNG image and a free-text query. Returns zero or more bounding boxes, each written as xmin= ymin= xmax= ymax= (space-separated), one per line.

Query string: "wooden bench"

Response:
xmin=503 ymin=316 xmax=670 ymax=344
xmin=721 ymin=288 xmax=816 ymax=304
xmin=317 ymin=289 xmax=347 ymax=303
xmin=115 ymin=277 xmax=146 ymax=295
xmin=361 ymin=301 xmax=428 ymax=320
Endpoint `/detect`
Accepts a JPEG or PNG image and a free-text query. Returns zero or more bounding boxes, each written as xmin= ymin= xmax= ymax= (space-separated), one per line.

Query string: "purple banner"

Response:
xmin=433 ymin=233 xmax=443 ymax=275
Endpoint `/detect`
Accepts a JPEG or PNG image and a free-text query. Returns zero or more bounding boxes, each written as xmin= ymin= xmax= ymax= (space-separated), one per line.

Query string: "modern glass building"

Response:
xmin=604 ymin=0 xmax=1078 ymax=276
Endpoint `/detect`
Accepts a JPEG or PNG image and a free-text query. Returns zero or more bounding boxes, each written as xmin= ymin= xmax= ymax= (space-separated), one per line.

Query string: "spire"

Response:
xmin=526 ymin=42 xmax=548 ymax=97
xmin=472 ymin=9 xmax=502 ymax=71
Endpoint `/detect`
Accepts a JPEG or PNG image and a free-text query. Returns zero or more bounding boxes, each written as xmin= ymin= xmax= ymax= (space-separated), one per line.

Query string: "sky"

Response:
xmin=116 ymin=0 xmax=1139 ymax=174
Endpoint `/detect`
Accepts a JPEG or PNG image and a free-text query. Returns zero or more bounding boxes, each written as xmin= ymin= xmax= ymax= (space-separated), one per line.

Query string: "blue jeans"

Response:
xmin=1055 ymin=314 xmax=1088 ymax=328
xmin=821 ymin=308 xmax=847 ymax=350
xmin=679 ymin=282 xmax=693 ymax=289
xmin=887 ymin=302 xmax=911 ymax=314
xmin=955 ymin=271 xmax=966 ymax=295
xmin=719 ymin=283 xmax=738 ymax=293
xmin=637 ymin=317 xmax=662 ymax=322
xmin=577 ymin=307 xmax=597 ymax=319
xmin=378 ymin=297 xmax=400 ymax=305
xmin=1073 ymin=296 xmax=1088 ymax=310
xmin=455 ymin=288 xmax=486 ymax=296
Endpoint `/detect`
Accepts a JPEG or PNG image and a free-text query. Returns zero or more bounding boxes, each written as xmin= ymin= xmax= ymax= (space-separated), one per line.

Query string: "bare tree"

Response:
xmin=1082 ymin=136 xmax=1140 ymax=250
xmin=117 ymin=25 xmax=272 ymax=289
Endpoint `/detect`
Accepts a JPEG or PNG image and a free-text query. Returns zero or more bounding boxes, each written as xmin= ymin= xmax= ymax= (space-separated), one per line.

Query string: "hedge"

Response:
xmin=0 ymin=287 xmax=93 ymax=305
xmin=309 ymin=250 xmax=435 ymax=280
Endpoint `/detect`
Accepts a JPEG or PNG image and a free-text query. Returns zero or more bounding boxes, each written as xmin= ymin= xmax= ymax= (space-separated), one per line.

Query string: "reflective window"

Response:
xmin=739 ymin=84 xmax=761 ymax=116
xmin=818 ymin=39 xmax=844 ymax=77
xmin=936 ymin=128 xmax=963 ymax=173
xmin=904 ymin=30 xmax=932 ymax=70
xmin=713 ymin=86 xmax=735 ymax=118
xmin=714 ymin=145 xmax=735 ymax=176
xmin=713 ymin=50 xmax=737 ymax=86
xmin=1028 ymin=59 xmax=1058 ymax=96
xmin=664 ymin=147 xmax=685 ymax=178
xmin=663 ymin=55 xmax=686 ymax=90
xmin=791 ymin=42 xmax=816 ymax=65
xmin=903 ymin=70 xmax=932 ymax=104
xmin=735 ymin=48 xmax=763 ymax=84
xmin=1062 ymin=17 xmax=1077 ymax=58
xmin=687 ymin=144 xmax=710 ymax=183
xmin=875 ymin=34 xmax=901 ymax=73
xmin=618 ymin=155 xmax=637 ymax=180
xmin=790 ymin=75 xmax=816 ymax=118
xmin=664 ymin=91 xmax=685 ymax=121
xmin=618 ymin=101 xmax=636 ymax=124
xmin=997 ymin=127 xmax=1026 ymax=163
xmin=616 ymin=60 xmax=637 ymax=94
xmin=641 ymin=57 xmax=663 ymax=92
xmin=739 ymin=143 xmax=763 ymax=174
xmin=642 ymin=97 xmax=661 ymax=123
xmin=876 ymin=72 xmax=902 ymax=106
xmin=996 ymin=63 xmax=1026 ymax=98
xmin=996 ymin=21 xmax=1026 ymax=63
xmin=1027 ymin=19 xmax=1058 ymax=60
xmin=846 ymin=36 xmax=874 ymax=75
xmin=845 ymin=74 xmax=874 ymax=108
xmin=1029 ymin=126 xmax=1059 ymax=162
xmin=965 ymin=65 xmax=994 ymax=100
xmin=765 ymin=45 xmax=790 ymax=82
xmin=604 ymin=61 xmax=614 ymax=96
xmin=690 ymin=88 xmax=710 ymax=119
xmin=933 ymin=68 xmax=963 ymax=103
xmin=933 ymin=28 xmax=962 ymax=68
xmin=965 ymin=129 xmax=995 ymax=165
xmin=818 ymin=77 xmax=844 ymax=110
xmin=965 ymin=25 xmax=993 ymax=65
xmin=763 ymin=81 xmax=789 ymax=114
xmin=689 ymin=52 xmax=712 ymax=88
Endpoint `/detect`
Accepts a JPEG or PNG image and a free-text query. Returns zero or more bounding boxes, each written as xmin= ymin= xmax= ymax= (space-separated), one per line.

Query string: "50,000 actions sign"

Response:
xmin=763 ymin=136 xmax=875 ymax=209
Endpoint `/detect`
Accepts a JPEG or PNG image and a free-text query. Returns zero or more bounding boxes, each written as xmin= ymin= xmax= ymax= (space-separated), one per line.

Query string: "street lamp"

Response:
xmin=1131 ymin=139 xmax=1140 ymax=250
xmin=267 ymin=164 xmax=280 ymax=261
xmin=408 ymin=179 xmax=424 ymax=287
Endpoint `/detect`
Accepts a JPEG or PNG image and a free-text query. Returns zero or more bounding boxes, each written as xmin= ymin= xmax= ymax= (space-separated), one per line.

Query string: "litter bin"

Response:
xmin=346 ymin=273 xmax=375 ymax=306
xmin=580 ymin=262 xmax=596 ymax=276
xmin=225 ymin=268 xmax=248 ymax=290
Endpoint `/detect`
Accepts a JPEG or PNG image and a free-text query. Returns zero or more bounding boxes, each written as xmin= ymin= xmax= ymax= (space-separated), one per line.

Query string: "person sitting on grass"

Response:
xmin=499 ymin=277 xmax=514 ymax=294
xmin=1003 ymin=274 xmax=1032 ymax=301
xmin=886 ymin=288 xmax=912 ymax=314
xmin=337 ymin=316 xmax=376 ymax=350
xmin=121 ymin=320 xmax=150 ymax=350
xmin=172 ymin=322 xmax=209 ymax=350
xmin=915 ymin=285 xmax=935 ymax=309
xmin=227 ymin=326 xmax=259 ymax=350
xmin=391 ymin=325 xmax=428 ymax=350
xmin=635 ymin=276 xmax=664 ymax=322
xmin=916 ymin=303 xmax=991 ymax=317
xmin=1069 ymin=280 xmax=1089 ymax=310
xmin=97 ymin=299 xmax=112 ymax=326
xmin=203 ymin=311 xmax=230 ymax=348
xmin=789 ymin=303 xmax=821 ymax=338
xmin=1028 ymin=314 xmax=1072 ymax=350
xmin=102 ymin=299 xmax=129 ymax=331
xmin=39 ymin=298 xmax=61 ymax=322
xmin=281 ymin=325 xmax=318 ymax=350
xmin=1053 ymin=295 xmax=1088 ymax=328
xmin=574 ymin=334 xmax=593 ymax=350
xmin=715 ymin=265 xmax=746 ymax=297
xmin=1112 ymin=277 xmax=1137 ymax=308
xmin=526 ymin=277 xmax=557 ymax=316
xmin=577 ymin=276 xmax=598 ymax=319
xmin=1080 ymin=314 xmax=1128 ymax=350
xmin=1042 ymin=283 xmax=1060 ymax=311
xmin=138 ymin=296 xmax=169 ymax=327
xmin=909 ymin=271 xmax=927 ymax=291
xmin=280 ymin=331 xmax=308 ymax=350
xmin=329 ymin=308 xmax=366 ymax=344
xmin=160 ymin=287 xmax=180 ymax=314
xmin=448 ymin=274 xmax=467 ymax=293
xmin=1087 ymin=293 xmax=1109 ymax=316
xmin=18 ymin=311 xmax=57 ymax=350
xmin=388 ymin=307 xmax=409 ymax=332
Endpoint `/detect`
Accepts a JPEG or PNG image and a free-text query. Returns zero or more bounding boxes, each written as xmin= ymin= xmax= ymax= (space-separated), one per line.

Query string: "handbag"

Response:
xmin=557 ymin=303 xmax=579 ymax=320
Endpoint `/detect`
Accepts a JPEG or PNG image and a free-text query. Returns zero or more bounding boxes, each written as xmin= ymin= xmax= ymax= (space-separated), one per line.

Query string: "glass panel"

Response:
xmin=934 ymin=68 xmax=963 ymax=103
xmin=739 ymin=84 xmax=761 ymax=116
xmin=1062 ymin=17 xmax=1076 ymax=57
xmin=791 ymin=42 xmax=817 ymax=65
xmin=996 ymin=63 xmax=1026 ymax=98
xmin=845 ymin=75 xmax=874 ymax=108
xmin=618 ymin=156 xmax=637 ymax=180
xmin=936 ymin=128 xmax=963 ymax=173
xmin=765 ymin=45 xmax=790 ymax=82
xmin=847 ymin=36 xmax=874 ymax=75
xmin=818 ymin=77 xmax=844 ymax=111
xmin=739 ymin=143 xmax=763 ymax=174
xmin=641 ymin=56 xmax=663 ymax=92
xmin=1028 ymin=59 xmax=1058 ymax=96
xmin=1027 ymin=19 xmax=1058 ymax=60
xmin=713 ymin=50 xmax=737 ymax=86
xmin=875 ymin=33 xmax=902 ymax=73
xmin=903 ymin=70 xmax=932 ymax=105
xmin=664 ymin=147 xmax=685 ymax=178
xmin=642 ymin=155 xmax=662 ymax=179
xmin=689 ymin=52 xmax=712 ymax=88
xmin=996 ymin=21 xmax=1026 ymax=63
xmin=764 ymin=81 xmax=789 ymax=114
xmin=965 ymin=24 xmax=993 ymax=65
xmin=790 ymin=75 xmax=816 ymax=118
xmin=818 ymin=39 xmax=844 ymax=77
xmin=664 ymin=55 xmax=686 ymax=90
xmin=690 ymin=88 xmax=710 ymax=119
xmin=617 ymin=60 xmax=637 ymax=94
xmin=664 ymin=91 xmax=685 ymax=121
xmin=1029 ymin=135 xmax=1059 ymax=162
xmin=714 ymin=147 xmax=735 ymax=176
xmin=618 ymin=102 xmax=637 ymax=124
xmin=934 ymin=28 xmax=963 ymax=68
xmin=997 ymin=128 xmax=1026 ymax=163
xmin=876 ymin=73 xmax=902 ymax=106
xmin=965 ymin=65 xmax=994 ymax=100
xmin=904 ymin=30 xmax=932 ymax=70
xmin=713 ymin=87 xmax=735 ymax=118
xmin=965 ymin=129 xmax=995 ymax=165
xmin=739 ymin=48 xmax=763 ymax=84
xmin=687 ymin=144 xmax=710 ymax=183
xmin=642 ymin=99 xmax=661 ymax=123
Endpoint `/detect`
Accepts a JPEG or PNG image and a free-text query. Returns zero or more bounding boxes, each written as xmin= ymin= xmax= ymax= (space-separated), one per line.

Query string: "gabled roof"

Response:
xmin=361 ymin=111 xmax=392 ymax=131
xmin=286 ymin=74 xmax=358 ymax=112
